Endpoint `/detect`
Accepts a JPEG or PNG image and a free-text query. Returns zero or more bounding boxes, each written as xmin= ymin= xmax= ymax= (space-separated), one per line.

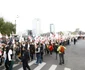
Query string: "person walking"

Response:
xmin=14 ymin=43 xmax=21 ymax=63
xmin=21 ymin=47 xmax=31 ymax=70
xmin=30 ymin=42 xmax=35 ymax=61
xmin=40 ymin=43 xmax=44 ymax=61
xmin=57 ymin=44 xmax=66 ymax=65
xmin=54 ymin=43 xmax=59 ymax=60
xmin=4 ymin=45 xmax=13 ymax=70
xmin=49 ymin=43 xmax=53 ymax=55
xmin=0 ymin=48 xmax=2 ymax=66
xmin=35 ymin=43 xmax=42 ymax=64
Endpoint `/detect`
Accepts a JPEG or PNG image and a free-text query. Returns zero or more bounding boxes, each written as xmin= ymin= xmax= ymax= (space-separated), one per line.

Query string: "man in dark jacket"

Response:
xmin=21 ymin=47 xmax=31 ymax=70
xmin=35 ymin=43 xmax=42 ymax=64
xmin=40 ymin=44 xmax=43 ymax=61
xmin=30 ymin=43 xmax=35 ymax=61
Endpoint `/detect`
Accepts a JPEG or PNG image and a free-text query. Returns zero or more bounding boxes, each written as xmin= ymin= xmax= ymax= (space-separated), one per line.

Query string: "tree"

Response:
xmin=0 ymin=18 xmax=4 ymax=32
xmin=0 ymin=17 xmax=16 ymax=36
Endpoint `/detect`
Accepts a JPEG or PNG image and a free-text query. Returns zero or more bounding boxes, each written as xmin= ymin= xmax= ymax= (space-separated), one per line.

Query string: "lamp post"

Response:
xmin=15 ymin=20 xmax=16 ymax=34
xmin=15 ymin=15 xmax=19 ymax=34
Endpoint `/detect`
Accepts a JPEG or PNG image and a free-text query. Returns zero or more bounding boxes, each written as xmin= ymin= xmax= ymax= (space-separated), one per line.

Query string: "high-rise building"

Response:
xmin=50 ymin=24 xmax=55 ymax=33
xmin=32 ymin=18 xmax=41 ymax=36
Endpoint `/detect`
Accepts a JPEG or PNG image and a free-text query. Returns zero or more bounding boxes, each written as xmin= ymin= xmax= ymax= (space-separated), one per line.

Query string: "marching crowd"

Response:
xmin=0 ymin=36 xmax=77 ymax=70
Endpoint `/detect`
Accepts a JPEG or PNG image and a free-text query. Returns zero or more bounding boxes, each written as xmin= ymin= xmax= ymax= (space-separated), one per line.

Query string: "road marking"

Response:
xmin=0 ymin=63 xmax=4 ymax=67
xmin=18 ymin=60 xmax=36 ymax=70
xmin=64 ymin=67 xmax=71 ymax=70
xmin=29 ymin=60 xmax=36 ymax=66
xmin=33 ymin=62 xmax=46 ymax=70
xmin=2 ymin=63 xmax=19 ymax=70
xmin=13 ymin=64 xmax=19 ymax=67
xmin=49 ymin=64 xmax=57 ymax=70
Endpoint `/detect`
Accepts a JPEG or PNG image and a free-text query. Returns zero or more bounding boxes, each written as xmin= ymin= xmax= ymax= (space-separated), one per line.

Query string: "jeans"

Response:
xmin=56 ymin=52 xmax=58 ymax=59
xmin=59 ymin=53 xmax=64 ymax=64
xmin=9 ymin=61 xmax=14 ymax=70
xmin=30 ymin=53 xmax=34 ymax=61
xmin=36 ymin=53 xmax=42 ymax=64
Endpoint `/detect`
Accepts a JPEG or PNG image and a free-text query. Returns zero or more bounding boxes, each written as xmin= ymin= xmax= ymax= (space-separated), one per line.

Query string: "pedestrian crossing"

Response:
xmin=34 ymin=62 xmax=46 ymax=70
xmin=1 ymin=60 xmax=71 ymax=70
xmin=48 ymin=65 xmax=57 ymax=70
xmin=18 ymin=60 xmax=36 ymax=70
xmin=64 ymin=67 xmax=71 ymax=70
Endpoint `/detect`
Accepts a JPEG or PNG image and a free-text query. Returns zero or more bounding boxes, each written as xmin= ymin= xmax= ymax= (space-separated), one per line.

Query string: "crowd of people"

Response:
xmin=0 ymin=36 xmax=77 ymax=70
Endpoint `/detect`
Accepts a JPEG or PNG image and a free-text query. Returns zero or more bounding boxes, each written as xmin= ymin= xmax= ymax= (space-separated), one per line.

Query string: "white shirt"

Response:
xmin=28 ymin=43 xmax=30 ymax=50
xmin=8 ymin=49 xmax=12 ymax=61
xmin=0 ymin=50 xmax=2 ymax=56
xmin=3 ymin=51 xmax=6 ymax=60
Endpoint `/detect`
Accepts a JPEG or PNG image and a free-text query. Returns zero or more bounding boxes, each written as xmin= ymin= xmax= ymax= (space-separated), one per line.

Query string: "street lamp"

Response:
xmin=15 ymin=20 xmax=16 ymax=34
xmin=15 ymin=15 xmax=19 ymax=34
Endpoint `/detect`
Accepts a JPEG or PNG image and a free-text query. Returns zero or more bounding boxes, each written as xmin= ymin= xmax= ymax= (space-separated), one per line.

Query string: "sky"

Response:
xmin=0 ymin=0 xmax=85 ymax=34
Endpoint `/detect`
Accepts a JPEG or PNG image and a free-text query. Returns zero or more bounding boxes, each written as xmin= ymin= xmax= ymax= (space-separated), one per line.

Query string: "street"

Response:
xmin=0 ymin=39 xmax=85 ymax=70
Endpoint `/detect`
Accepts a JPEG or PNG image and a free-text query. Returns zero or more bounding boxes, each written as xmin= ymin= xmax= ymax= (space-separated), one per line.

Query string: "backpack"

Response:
xmin=49 ymin=45 xmax=53 ymax=51
xmin=60 ymin=46 xmax=65 ymax=53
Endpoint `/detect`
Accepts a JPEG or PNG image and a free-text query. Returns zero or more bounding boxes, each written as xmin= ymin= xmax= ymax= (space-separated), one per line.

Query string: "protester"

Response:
xmin=40 ymin=43 xmax=44 ymax=61
xmin=4 ymin=44 xmax=13 ymax=70
xmin=0 ymin=47 xmax=2 ymax=65
xmin=54 ymin=43 xmax=59 ymax=60
xmin=21 ymin=47 xmax=31 ymax=70
xmin=14 ymin=42 xmax=21 ymax=63
xmin=35 ymin=43 xmax=42 ymax=64
xmin=30 ymin=42 xmax=35 ymax=61
xmin=57 ymin=44 xmax=66 ymax=65
xmin=49 ymin=43 xmax=53 ymax=55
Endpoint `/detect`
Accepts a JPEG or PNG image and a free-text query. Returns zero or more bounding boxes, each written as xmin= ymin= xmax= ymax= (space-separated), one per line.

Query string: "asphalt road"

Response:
xmin=0 ymin=39 xmax=85 ymax=70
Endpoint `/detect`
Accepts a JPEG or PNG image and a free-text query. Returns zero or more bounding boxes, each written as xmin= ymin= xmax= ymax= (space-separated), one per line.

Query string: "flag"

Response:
xmin=19 ymin=35 xmax=24 ymax=43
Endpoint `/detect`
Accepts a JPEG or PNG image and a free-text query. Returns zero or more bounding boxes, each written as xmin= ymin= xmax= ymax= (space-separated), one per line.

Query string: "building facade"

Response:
xmin=50 ymin=24 xmax=55 ymax=33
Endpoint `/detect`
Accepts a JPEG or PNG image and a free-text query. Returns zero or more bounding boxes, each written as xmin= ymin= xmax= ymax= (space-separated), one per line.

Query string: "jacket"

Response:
xmin=21 ymin=50 xmax=29 ymax=62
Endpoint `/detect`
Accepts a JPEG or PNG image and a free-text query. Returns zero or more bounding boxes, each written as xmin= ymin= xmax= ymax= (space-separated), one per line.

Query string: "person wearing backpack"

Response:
xmin=57 ymin=44 xmax=66 ymax=65
xmin=49 ymin=43 xmax=53 ymax=55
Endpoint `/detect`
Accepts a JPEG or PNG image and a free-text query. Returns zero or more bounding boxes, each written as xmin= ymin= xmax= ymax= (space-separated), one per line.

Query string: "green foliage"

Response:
xmin=0 ymin=17 xmax=15 ymax=36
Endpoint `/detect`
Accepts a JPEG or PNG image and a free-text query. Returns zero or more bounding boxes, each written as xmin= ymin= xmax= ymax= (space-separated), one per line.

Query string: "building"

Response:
xmin=50 ymin=24 xmax=55 ymax=33
xmin=32 ymin=18 xmax=41 ymax=37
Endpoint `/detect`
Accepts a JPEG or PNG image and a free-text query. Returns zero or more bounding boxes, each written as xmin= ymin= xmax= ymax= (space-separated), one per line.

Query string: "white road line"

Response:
xmin=29 ymin=60 xmax=36 ymax=66
xmin=2 ymin=63 xmax=19 ymax=70
xmin=49 ymin=64 xmax=57 ymax=70
xmin=64 ymin=67 xmax=71 ymax=70
xmin=33 ymin=62 xmax=46 ymax=70
xmin=18 ymin=60 xmax=36 ymax=70
xmin=13 ymin=64 xmax=19 ymax=67
xmin=0 ymin=63 xmax=4 ymax=67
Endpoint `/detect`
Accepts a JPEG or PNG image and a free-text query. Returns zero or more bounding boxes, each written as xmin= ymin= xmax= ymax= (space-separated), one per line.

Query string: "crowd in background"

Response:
xmin=0 ymin=35 xmax=78 ymax=70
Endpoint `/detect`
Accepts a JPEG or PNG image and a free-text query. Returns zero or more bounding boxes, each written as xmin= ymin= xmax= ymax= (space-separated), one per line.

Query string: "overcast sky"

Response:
xmin=0 ymin=0 xmax=85 ymax=33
